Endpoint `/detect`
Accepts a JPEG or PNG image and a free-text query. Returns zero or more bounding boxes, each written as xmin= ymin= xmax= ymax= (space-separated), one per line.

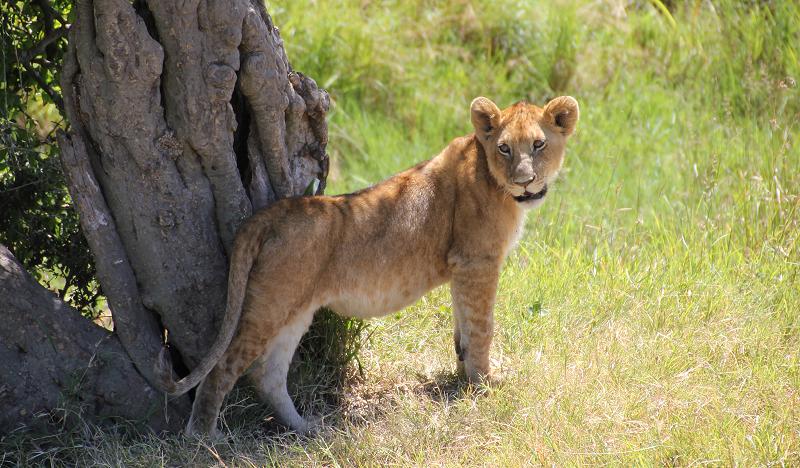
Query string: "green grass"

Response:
xmin=5 ymin=0 xmax=799 ymax=465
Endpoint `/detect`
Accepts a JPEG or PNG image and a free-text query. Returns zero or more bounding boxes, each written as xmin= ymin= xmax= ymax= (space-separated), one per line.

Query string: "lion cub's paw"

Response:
xmin=470 ymin=372 xmax=500 ymax=389
xmin=294 ymin=415 xmax=323 ymax=437
xmin=461 ymin=359 xmax=509 ymax=389
xmin=185 ymin=423 xmax=224 ymax=441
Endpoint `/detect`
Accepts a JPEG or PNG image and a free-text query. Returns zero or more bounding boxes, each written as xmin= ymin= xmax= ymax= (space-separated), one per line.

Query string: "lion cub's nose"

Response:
xmin=513 ymin=174 xmax=536 ymax=187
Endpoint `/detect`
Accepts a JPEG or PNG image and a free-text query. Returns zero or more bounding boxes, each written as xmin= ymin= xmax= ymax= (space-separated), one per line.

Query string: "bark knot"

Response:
xmin=156 ymin=130 xmax=182 ymax=159
xmin=206 ymin=63 xmax=237 ymax=101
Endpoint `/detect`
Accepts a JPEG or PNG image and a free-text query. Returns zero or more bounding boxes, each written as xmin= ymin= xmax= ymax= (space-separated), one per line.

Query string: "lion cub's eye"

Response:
xmin=497 ymin=143 xmax=511 ymax=157
xmin=533 ymin=139 xmax=546 ymax=150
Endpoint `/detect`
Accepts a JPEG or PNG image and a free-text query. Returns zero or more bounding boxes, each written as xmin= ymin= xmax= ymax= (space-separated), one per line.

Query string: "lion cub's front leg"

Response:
xmin=451 ymin=266 xmax=500 ymax=383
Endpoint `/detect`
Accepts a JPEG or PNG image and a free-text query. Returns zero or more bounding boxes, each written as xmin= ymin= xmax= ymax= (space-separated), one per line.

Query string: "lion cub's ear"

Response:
xmin=470 ymin=97 xmax=502 ymax=141
xmin=544 ymin=96 xmax=579 ymax=136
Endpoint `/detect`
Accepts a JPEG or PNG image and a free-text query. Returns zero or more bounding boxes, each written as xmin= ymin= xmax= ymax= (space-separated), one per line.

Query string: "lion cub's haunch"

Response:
xmin=155 ymin=96 xmax=580 ymax=437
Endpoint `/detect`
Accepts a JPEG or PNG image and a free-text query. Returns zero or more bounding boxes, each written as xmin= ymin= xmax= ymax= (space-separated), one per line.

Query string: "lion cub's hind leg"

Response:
xmin=186 ymin=317 xmax=276 ymax=438
xmin=248 ymin=307 xmax=317 ymax=434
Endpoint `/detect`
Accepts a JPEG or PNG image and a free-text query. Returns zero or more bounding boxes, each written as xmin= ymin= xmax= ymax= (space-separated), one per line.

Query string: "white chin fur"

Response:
xmin=518 ymin=196 xmax=546 ymax=210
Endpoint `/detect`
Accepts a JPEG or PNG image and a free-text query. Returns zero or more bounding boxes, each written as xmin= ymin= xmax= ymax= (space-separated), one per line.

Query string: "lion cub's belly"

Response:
xmin=327 ymin=278 xmax=440 ymax=319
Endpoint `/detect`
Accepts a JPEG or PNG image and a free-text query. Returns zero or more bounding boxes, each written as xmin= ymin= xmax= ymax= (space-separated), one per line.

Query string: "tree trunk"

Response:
xmin=0 ymin=245 xmax=188 ymax=434
xmin=1 ymin=0 xmax=329 ymax=430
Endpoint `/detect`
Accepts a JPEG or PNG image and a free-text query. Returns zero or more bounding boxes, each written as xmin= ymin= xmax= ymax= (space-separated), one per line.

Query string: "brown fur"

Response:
xmin=154 ymin=96 xmax=580 ymax=437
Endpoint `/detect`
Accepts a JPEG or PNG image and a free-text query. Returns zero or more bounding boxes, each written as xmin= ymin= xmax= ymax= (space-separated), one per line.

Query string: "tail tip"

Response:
xmin=154 ymin=346 xmax=178 ymax=394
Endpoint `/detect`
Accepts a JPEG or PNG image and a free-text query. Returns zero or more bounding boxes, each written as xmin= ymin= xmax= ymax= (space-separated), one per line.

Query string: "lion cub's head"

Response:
xmin=470 ymin=96 xmax=579 ymax=208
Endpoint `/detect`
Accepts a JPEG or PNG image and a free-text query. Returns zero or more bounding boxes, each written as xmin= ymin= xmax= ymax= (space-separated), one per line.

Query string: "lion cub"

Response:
xmin=155 ymin=96 xmax=579 ymax=436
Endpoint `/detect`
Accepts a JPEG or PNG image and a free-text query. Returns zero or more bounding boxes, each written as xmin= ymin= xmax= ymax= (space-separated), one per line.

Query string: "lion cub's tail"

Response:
xmin=153 ymin=223 xmax=264 ymax=396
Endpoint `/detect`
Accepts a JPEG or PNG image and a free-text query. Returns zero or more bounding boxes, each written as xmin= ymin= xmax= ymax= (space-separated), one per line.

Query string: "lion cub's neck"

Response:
xmin=441 ymin=135 xmax=527 ymax=268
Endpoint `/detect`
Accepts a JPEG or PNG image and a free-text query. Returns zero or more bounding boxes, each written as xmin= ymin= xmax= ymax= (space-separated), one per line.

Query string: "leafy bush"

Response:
xmin=1 ymin=0 xmax=101 ymax=314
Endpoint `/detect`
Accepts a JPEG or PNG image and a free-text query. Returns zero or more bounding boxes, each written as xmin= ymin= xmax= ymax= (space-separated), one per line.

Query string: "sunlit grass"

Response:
xmin=4 ymin=0 xmax=799 ymax=465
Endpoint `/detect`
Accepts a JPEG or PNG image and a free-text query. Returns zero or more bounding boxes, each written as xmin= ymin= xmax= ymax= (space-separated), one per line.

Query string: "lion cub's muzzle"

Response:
xmin=513 ymin=184 xmax=548 ymax=203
